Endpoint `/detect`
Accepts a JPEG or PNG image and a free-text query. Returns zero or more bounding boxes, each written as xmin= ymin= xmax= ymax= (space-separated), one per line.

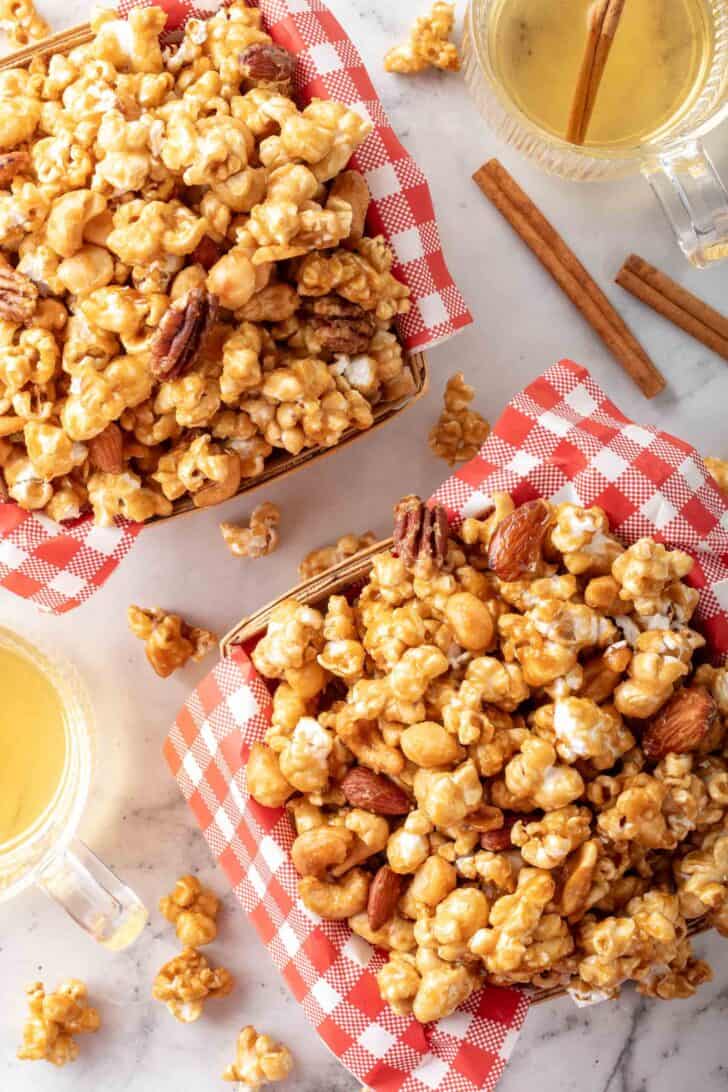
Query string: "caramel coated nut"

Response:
xmin=0 ymin=261 xmax=38 ymax=323
xmin=150 ymin=288 xmax=220 ymax=379
xmin=341 ymin=767 xmax=411 ymax=815
xmin=0 ymin=150 xmax=30 ymax=186
xmin=368 ymin=865 xmax=403 ymax=931
xmin=239 ymin=42 xmax=296 ymax=94
xmin=87 ymin=423 xmax=123 ymax=473
xmin=642 ymin=686 xmax=717 ymax=761
xmin=487 ymin=498 xmax=551 ymax=580
xmin=392 ymin=494 xmax=449 ymax=572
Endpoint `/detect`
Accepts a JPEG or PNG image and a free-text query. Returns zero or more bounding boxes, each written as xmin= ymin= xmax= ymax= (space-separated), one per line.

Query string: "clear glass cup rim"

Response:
xmin=0 ymin=626 xmax=92 ymax=896
xmin=465 ymin=0 xmax=728 ymax=165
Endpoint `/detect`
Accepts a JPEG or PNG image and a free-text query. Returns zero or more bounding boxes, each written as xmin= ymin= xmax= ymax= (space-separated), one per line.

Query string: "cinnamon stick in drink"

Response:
xmin=473 ymin=160 xmax=665 ymax=398
xmin=616 ymin=254 xmax=728 ymax=362
xmin=567 ymin=0 xmax=627 ymax=145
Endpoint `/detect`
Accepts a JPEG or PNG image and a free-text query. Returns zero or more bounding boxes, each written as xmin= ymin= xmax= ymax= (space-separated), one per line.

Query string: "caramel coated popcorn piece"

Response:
xmin=152 ymin=947 xmax=234 ymax=1023
xmin=220 ymin=501 xmax=280 ymax=559
xmin=384 ymin=2 xmax=460 ymax=74
xmin=128 ymin=605 xmax=217 ymax=677
xmin=299 ymin=529 xmax=377 ymax=579
xmin=223 ymin=1026 xmax=293 ymax=1088
xmin=159 ymin=874 xmax=220 ymax=947
xmin=705 ymin=455 xmax=728 ymax=497
xmin=429 ymin=372 xmax=490 ymax=465
xmin=17 ymin=980 xmax=100 ymax=1067
xmin=0 ymin=0 xmax=50 ymax=50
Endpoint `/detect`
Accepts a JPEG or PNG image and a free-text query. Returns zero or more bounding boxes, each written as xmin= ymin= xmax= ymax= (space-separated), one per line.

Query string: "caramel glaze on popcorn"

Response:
xmin=246 ymin=492 xmax=728 ymax=1020
xmin=0 ymin=2 xmax=412 ymax=526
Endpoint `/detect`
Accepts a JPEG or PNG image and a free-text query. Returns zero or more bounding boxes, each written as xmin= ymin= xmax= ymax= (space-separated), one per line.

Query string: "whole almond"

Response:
xmin=487 ymin=499 xmax=551 ymax=581
xmin=367 ymin=865 xmax=402 ymax=931
xmin=341 ymin=768 xmax=410 ymax=815
xmin=88 ymin=422 xmax=123 ymax=473
xmin=641 ymin=686 xmax=717 ymax=761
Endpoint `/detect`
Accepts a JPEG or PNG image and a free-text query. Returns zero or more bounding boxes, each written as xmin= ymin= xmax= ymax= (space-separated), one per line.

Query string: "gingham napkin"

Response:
xmin=0 ymin=0 xmax=470 ymax=615
xmin=166 ymin=360 xmax=728 ymax=1092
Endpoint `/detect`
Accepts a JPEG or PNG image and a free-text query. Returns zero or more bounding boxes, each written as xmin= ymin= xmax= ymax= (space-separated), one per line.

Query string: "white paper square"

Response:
xmin=502 ymin=1026 xmax=522 ymax=1056
xmin=538 ymin=410 xmax=572 ymax=437
xmin=0 ymin=538 xmax=29 ymax=569
xmin=83 ymin=524 xmax=125 ymax=556
xmin=182 ymin=750 xmax=202 ymax=786
xmin=366 ymin=162 xmax=400 ymax=201
xmin=622 ymin=424 xmax=654 ymax=448
xmin=461 ymin=489 xmax=494 ymax=518
xmin=247 ymin=864 xmax=267 ymax=899
xmin=390 ymin=226 xmax=425 ymax=265
xmin=591 ymin=447 xmax=628 ymax=481
xmin=278 ymin=921 xmax=300 ymax=958
xmin=418 ymin=291 xmax=449 ymax=328
xmin=641 ymin=492 xmax=678 ymax=529
xmin=306 ymin=41 xmax=341 ymax=75
xmin=564 ymin=385 xmax=597 ymax=417
xmin=47 ymin=569 xmax=86 ymax=598
xmin=200 ymin=719 xmax=220 ymax=759
xmin=437 ymin=1009 xmax=473 ymax=1039
xmin=259 ymin=834 xmax=285 ymax=873
xmin=507 ymin=450 xmax=540 ymax=476
xmin=359 ymin=1023 xmax=395 ymax=1056
xmin=214 ymin=805 xmax=235 ymax=842
xmin=342 ymin=932 xmax=372 ymax=967
xmin=679 ymin=455 xmax=708 ymax=492
xmin=311 ymin=978 xmax=341 ymax=1015
xmin=713 ymin=579 xmax=728 ymax=613
xmin=548 ymin=481 xmax=581 ymax=505
xmin=227 ymin=685 xmax=259 ymax=725
xmin=412 ymin=1055 xmax=449 ymax=1089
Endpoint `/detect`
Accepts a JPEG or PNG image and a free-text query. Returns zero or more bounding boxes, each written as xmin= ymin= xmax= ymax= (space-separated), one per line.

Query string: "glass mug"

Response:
xmin=0 ymin=627 xmax=147 ymax=949
xmin=464 ymin=0 xmax=728 ymax=266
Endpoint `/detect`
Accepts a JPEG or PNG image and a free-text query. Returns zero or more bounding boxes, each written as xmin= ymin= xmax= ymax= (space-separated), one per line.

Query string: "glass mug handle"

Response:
xmin=642 ymin=139 xmax=728 ymax=267
xmin=36 ymin=839 xmax=147 ymax=950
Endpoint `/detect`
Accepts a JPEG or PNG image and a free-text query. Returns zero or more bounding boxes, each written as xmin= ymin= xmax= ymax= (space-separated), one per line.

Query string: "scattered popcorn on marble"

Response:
xmin=246 ymin=493 xmax=728 ymax=1018
xmin=429 ymin=371 xmax=489 ymax=465
xmin=0 ymin=3 xmax=412 ymax=525
xmin=222 ymin=1026 xmax=293 ymax=1088
xmin=298 ymin=529 xmax=377 ymax=578
xmin=127 ymin=604 xmax=217 ymax=677
xmin=384 ymin=2 xmax=460 ymax=74
xmin=17 ymin=980 xmax=100 ymax=1067
xmin=220 ymin=500 xmax=280 ymax=559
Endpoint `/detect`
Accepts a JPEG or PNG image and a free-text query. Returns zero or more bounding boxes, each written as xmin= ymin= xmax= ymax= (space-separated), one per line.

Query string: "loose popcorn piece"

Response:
xmin=0 ymin=0 xmax=50 ymax=50
xmin=299 ymin=529 xmax=377 ymax=578
xmin=247 ymin=495 xmax=723 ymax=1018
xmin=17 ymin=980 xmax=100 ymax=1067
xmin=159 ymin=874 xmax=220 ymax=947
xmin=220 ymin=501 xmax=280 ymax=559
xmin=223 ymin=1026 xmax=293 ymax=1088
xmin=429 ymin=372 xmax=489 ymax=465
xmin=0 ymin=3 xmax=411 ymax=524
xmin=128 ymin=605 xmax=217 ymax=677
xmin=152 ymin=947 xmax=234 ymax=1023
xmin=384 ymin=2 xmax=460 ymax=75
xmin=705 ymin=455 xmax=728 ymax=497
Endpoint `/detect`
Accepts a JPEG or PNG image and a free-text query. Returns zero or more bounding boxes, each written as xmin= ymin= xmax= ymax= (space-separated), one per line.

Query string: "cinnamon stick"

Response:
xmin=567 ymin=0 xmax=627 ymax=145
xmin=473 ymin=160 xmax=665 ymax=398
xmin=616 ymin=254 xmax=728 ymax=363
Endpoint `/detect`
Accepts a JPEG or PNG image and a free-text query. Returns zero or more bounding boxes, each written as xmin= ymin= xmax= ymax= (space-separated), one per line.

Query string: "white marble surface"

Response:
xmin=2 ymin=1 xmax=728 ymax=1090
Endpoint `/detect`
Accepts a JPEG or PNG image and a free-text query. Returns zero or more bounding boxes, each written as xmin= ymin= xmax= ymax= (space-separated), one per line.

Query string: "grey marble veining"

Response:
xmin=2 ymin=1 xmax=728 ymax=1089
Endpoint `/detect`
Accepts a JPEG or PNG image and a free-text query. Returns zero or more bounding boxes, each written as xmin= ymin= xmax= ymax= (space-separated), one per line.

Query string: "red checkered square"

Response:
xmin=0 ymin=0 xmax=470 ymax=617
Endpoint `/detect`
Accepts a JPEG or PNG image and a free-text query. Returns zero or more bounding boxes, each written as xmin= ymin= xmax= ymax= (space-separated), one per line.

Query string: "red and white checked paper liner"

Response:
xmin=166 ymin=360 xmax=728 ymax=1091
xmin=0 ymin=0 xmax=470 ymax=615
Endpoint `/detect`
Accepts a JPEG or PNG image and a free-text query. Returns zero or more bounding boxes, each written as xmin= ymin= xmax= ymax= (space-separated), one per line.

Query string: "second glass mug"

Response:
xmin=464 ymin=0 xmax=728 ymax=267
xmin=0 ymin=627 xmax=147 ymax=949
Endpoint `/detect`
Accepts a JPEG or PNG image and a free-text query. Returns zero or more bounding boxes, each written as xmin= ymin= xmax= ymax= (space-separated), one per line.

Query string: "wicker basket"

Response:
xmin=1 ymin=26 xmax=429 ymax=520
xmin=223 ymin=542 xmax=711 ymax=1006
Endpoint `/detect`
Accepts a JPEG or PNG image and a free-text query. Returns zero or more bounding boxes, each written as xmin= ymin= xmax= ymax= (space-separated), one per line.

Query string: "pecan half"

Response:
xmin=641 ymin=686 xmax=717 ymax=761
xmin=191 ymin=235 xmax=225 ymax=271
xmin=0 ymin=150 xmax=30 ymax=187
xmin=302 ymin=296 xmax=377 ymax=354
xmin=150 ymin=288 xmax=219 ymax=380
xmin=487 ymin=498 xmax=551 ymax=581
xmin=0 ymin=262 xmax=38 ymax=324
xmin=479 ymin=813 xmax=518 ymax=851
xmin=239 ymin=42 xmax=296 ymax=95
xmin=392 ymin=494 xmax=450 ymax=573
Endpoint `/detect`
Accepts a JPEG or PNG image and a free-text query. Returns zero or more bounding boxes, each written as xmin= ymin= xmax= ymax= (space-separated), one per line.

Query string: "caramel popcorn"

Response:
xmin=127 ymin=604 xmax=217 ymax=677
xmin=0 ymin=0 xmax=49 ymax=51
xmin=17 ymin=980 xmax=100 ymax=1067
xmin=152 ymin=947 xmax=234 ymax=1022
xmin=384 ymin=2 xmax=460 ymax=75
xmin=159 ymin=874 xmax=220 ymax=947
xmin=220 ymin=501 xmax=280 ymax=559
xmin=299 ymin=529 xmax=377 ymax=578
xmin=0 ymin=3 xmax=411 ymax=524
xmin=429 ymin=372 xmax=490 ymax=465
xmin=247 ymin=494 xmax=723 ymax=1017
xmin=223 ymin=1026 xmax=293 ymax=1088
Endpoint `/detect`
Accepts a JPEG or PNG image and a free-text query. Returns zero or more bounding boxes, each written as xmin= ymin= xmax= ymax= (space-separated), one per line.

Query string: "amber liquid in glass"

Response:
xmin=489 ymin=0 xmax=713 ymax=147
xmin=0 ymin=646 xmax=67 ymax=845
